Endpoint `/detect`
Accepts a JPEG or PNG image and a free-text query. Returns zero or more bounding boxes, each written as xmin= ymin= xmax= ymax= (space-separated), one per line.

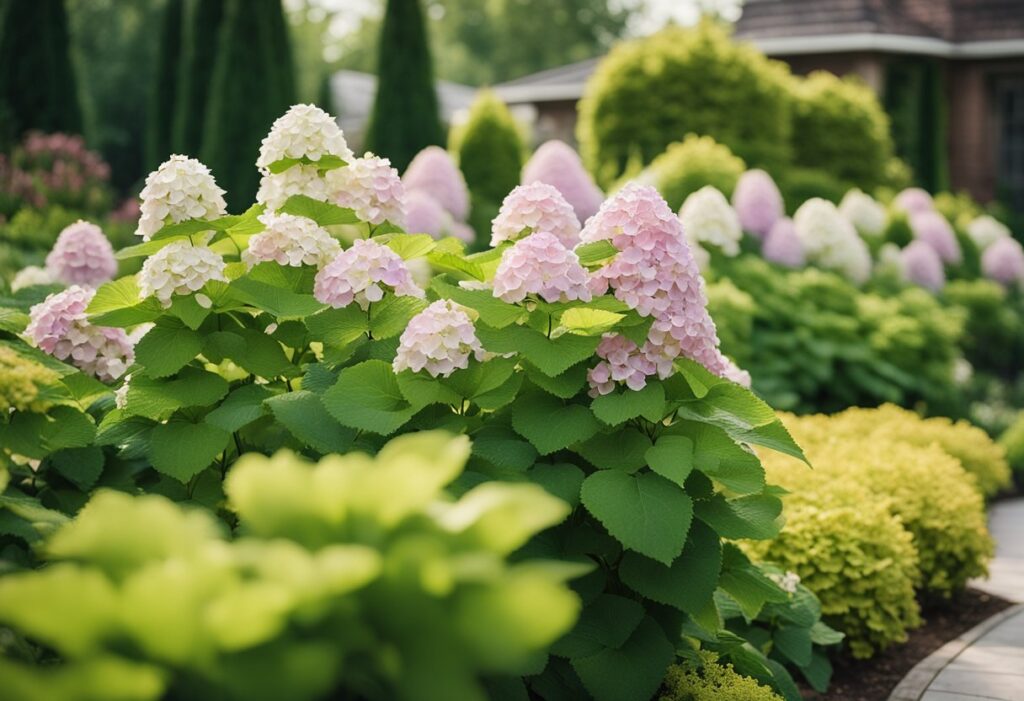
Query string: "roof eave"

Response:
xmin=746 ymin=33 xmax=1024 ymax=59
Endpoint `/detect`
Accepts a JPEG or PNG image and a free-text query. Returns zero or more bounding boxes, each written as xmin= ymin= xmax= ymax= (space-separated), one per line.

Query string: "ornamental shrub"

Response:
xmin=777 ymin=167 xmax=849 ymax=214
xmin=451 ymin=90 xmax=524 ymax=210
xmin=661 ymin=653 xmax=783 ymax=701
xmin=577 ymin=19 xmax=793 ymax=187
xmin=1000 ymin=412 xmax=1024 ymax=475
xmin=789 ymin=71 xmax=894 ymax=191
xmin=648 ymin=135 xmax=746 ymax=212
xmin=944 ymin=279 xmax=1024 ymax=378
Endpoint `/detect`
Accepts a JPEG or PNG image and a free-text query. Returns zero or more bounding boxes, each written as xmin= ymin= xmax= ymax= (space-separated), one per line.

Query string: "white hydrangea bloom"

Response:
xmin=794 ymin=198 xmax=872 ymax=284
xmin=114 ymin=374 xmax=131 ymax=410
xmin=839 ymin=189 xmax=887 ymax=238
xmin=678 ymin=186 xmax=742 ymax=257
xmin=256 ymin=164 xmax=329 ymax=212
xmin=768 ymin=571 xmax=801 ymax=594
xmin=966 ymin=215 xmax=1011 ymax=251
xmin=256 ymin=104 xmax=353 ymax=172
xmin=11 ymin=265 xmax=54 ymax=292
xmin=138 ymin=241 xmax=227 ymax=307
xmin=242 ymin=212 xmax=340 ymax=269
xmin=136 ymin=155 xmax=227 ymax=241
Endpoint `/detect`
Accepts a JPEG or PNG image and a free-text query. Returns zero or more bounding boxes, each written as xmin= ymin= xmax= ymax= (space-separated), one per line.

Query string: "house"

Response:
xmin=492 ymin=0 xmax=1024 ymax=209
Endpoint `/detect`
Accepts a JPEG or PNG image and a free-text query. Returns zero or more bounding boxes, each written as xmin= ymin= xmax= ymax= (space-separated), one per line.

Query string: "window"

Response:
xmin=995 ymin=76 xmax=1024 ymax=212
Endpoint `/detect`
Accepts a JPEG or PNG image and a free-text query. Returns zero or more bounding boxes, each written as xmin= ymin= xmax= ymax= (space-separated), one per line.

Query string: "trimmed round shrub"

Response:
xmin=778 ymin=167 xmax=849 ymax=214
xmin=450 ymin=89 xmax=524 ymax=208
xmin=648 ymin=134 xmax=746 ymax=211
xmin=790 ymin=71 xmax=894 ymax=190
xmin=577 ymin=20 xmax=793 ymax=187
xmin=944 ymin=279 xmax=1024 ymax=378
xmin=705 ymin=279 xmax=755 ymax=367
xmin=660 ymin=653 xmax=783 ymax=701
xmin=1000 ymin=412 xmax=1024 ymax=475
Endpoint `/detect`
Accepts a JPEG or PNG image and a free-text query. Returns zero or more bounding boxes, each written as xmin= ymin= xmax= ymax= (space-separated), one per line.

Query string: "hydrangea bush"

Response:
xmin=0 ymin=106 xmax=814 ymax=701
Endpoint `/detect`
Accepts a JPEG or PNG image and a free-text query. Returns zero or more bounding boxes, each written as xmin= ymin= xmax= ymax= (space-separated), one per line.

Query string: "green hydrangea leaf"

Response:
xmin=305 ymin=306 xmax=368 ymax=348
xmin=525 ymin=362 xmax=587 ymax=399
xmin=86 ymin=276 xmax=163 ymax=327
xmin=571 ymin=617 xmax=675 ymax=701
xmin=321 ymin=360 xmax=419 ymax=435
xmin=572 ymin=429 xmax=652 ymax=472
xmin=266 ymin=390 xmax=356 ymax=454
xmin=511 ymin=394 xmax=600 ymax=455
xmin=560 ymin=307 xmax=625 ymax=335
xmin=645 ymin=435 xmax=695 ymax=487
xmin=50 ymin=446 xmax=105 ymax=492
xmin=477 ymin=324 xmax=601 ymax=377
xmin=379 ymin=233 xmax=436 ymax=260
xmin=149 ymin=419 xmax=230 ymax=483
xmin=205 ymin=384 xmax=273 ymax=432
xmin=471 ymin=427 xmax=539 ymax=472
xmin=432 ymin=277 xmax=524 ymax=328
xmin=695 ymin=492 xmax=782 ymax=541
xmin=575 ymin=241 xmax=618 ymax=267
xmin=590 ymin=382 xmax=665 ymax=426
xmin=135 ymin=318 xmax=201 ymax=378
xmin=124 ymin=367 xmax=229 ymax=421
xmin=528 ymin=463 xmax=585 ymax=507
xmin=717 ymin=545 xmax=789 ymax=620
xmin=279 ymin=194 xmax=360 ymax=225
xmin=619 ymin=521 xmax=721 ymax=614
xmin=552 ymin=594 xmax=644 ymax=659
xmin=369 ymin=294 xmax=427 ymax=340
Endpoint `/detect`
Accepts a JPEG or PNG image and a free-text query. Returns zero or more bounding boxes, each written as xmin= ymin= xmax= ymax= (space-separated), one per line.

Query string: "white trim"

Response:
xmin=749 ymin=33 xmax=1024 ymax=59
xmin=494 ymin=83 xmax=585 ymax=104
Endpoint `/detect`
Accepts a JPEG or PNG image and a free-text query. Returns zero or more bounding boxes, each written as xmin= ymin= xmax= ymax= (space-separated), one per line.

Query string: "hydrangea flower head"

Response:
xmin=762 ymin=217 xmax=805 ymax=268
xmin=45 ymin=220 xmax=117 ymax=287
xmin=679 ymin=185 xmax=742 ymax=257
xmin=256 ymin=164 xmax=329 ymax=211
xmin=11 ymin=265 xmax=54 ymax=292
xmin=402 ymin=146 xmax=469 ymax=222
xmin=909 ymin=210 xmax=961 ymax=265
xmin=326 ymin=154 xmax=405 ymax=227
xmin=588 ymin=334 xmax=656 ymax=395
xmin=491 ymin=182 xmax=581 ymax=248
xmin=256 ymin=104 xmax=352 ymax=172
xmin=839 ymin=189 xmax=887 ymax=238
xmin=492 ymin=231 xmax=592 ymax=304
xmin=731 ymin=169 xmax=783 ymax=238
xmin=136 ymin=155 xmax=227 ymax=240
xmin=138 ymin=241 xmax=227 ymax=307
xmin=893 ymin=187 xmax=934 ymax=215
xmin=26 ymin=286 xmax=134 ymax=381
xmin=313 ymin=238 xmax=423 ymax=310
xmin=793 ymin=198 xmax=872 ymax=284
xmin=981 ymin=236 xmax=1024 ymax=288
xmin=901 ymin=240 xmax=946 ymax=292
xmin=243 ymin=212 xmax=340 ymax=269
xmin=393 ymin=299 xmax=485 ymax=377
xmin=966 ymin=215 xmax=1010 ymax=251
xmin=580 ymin=183 xmax=684 ymax=249
xmin=404 ymin=189 xmax=450 ymax=239
xmin=522 ymin=140 xmax=604 ymax=223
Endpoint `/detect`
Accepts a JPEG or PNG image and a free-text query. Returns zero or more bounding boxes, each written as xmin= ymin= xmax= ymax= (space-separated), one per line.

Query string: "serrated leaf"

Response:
xmin=49 ymin=447 xmax=105 ymax=491
xmin=571 ymin=618 xmax=674 ymax=701
xmin=305 ymin=306 xmax=368 ymax=348
xmin=280 ymin=194 xmax=360 ymax=225
xmin=619 ymin=521 xmax=721 ymax=613
xmin=471 ymin=427 xmax=538 ymax=472
xmin=645 ymin=435 xmax=694 ymax=487
xmin=590 ymin=382 xmax=665 ymax=426
xmin=525 ymin=362 xmax=587 ymax=399
xmin=167 ymin=294 xmax=210 ymax=330
xmin=774 ymin=625 xmax=813 ymax=667
xmin=321 ymin=360 xmax=418 ymax=435
xmin=528 ymin=463 xmax=585 ymax=507
xmin=575 ymin=241 xmax=618 ymax=267
xmin=229 ymin=271 xmax=325 ymax=319
xmin=135 ymin=319 xmax=201 ymax=378
xmin=580 ymin=470 xmax=692 ymax=565
xmin=717 ymin=545 xmax=788 ymax=620
xmin=124 ymin=367 xmax=229 ymax=421
xmin=428 ymin=250 xmax=484 ymax=280
xmin=205 ymin=384 xmax=272 ymax=432
xmin=560 ymin=307 xmax=624 ymax=335
xmin=677 ymin=424 xmax=765 ymax=495
xmin=369 ymin=294 xmax=426 ymax=339
xmin=266 ymin=391 xmax=356 ymax=453
xmin=267 ymin=154 xmax=347 ymax=174
xmin=0 ymin=308 xmax=29 ymax=333
xmin=694 ymin=493 xmax=782 ymax=540
xmin=380 ymin=233 xmax=436 ymax=259
xmin=432 ymin=278 xmax=524 ymax=328
xmin=477 ymin=324 xmax=600 ymax=377
xmin=148 ymin=419 xmax=230 ymax=483
xmin=552 ymin=594 xmax=644 ymax=659
xmin=205 ymin=329 xmax=293 ymax=378
xmin=86 ymin=276 xmax=163 ymax=327
xmin=572 ymin=429 xmax=651 ymax=472
xmin=510 ymin=394 xmax=600 ymax=455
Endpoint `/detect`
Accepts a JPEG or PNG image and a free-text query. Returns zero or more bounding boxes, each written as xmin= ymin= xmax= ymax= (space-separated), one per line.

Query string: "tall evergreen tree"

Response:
xmin=200 ymin=0 xmax=295 ymax=211
xmin=145 ymin=0 xmax=185 ymax=169
xmin=0 ymin=0 xmax=82 ymax=148
xmin=172 ymin=0 xmax=226 ymax=156
xmin=364 ymin=0 xmax=444 ymax=171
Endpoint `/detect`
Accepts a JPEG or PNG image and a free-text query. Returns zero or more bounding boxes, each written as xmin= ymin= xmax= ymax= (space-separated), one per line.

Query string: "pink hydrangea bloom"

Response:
xmin=893 ymin=187 xmax=934 ymax=215
xmin=243 ymin=212 xmax=340 ymax=269
xmin=731 ymin=169 xmax=783 ymax=239
xmin=762 ymin=217 xmax=805 ymax=268
xmin=522 ymin=140 xmax=604 ymax=223
xmin=588 ymin=335 xmax=656 ymax=395
xmin=491 ymin=182 xmax=581 ymax=248
xmin=492 ymin=231 xmax=592 ymax=304
xmin=393 ymin=299 xmax=485 ymax=377
xmin=450 ymin=221 xmax=477 ymax=244
xmin=909 ymin=210 xmax=961 ymax=265
xmin=326 ymin=154 xmax=405 ymax=227
xmin=402 ymin=146 xmax=469 ymax=222
xmin=45 ymin=220 xmax=117 ymax=287
xmin=404 ymin=189 xmax=450 ymax=239
xmin=314 ymin=238 xmax=424 ymax=310
xmin=981 ymin=236 xmax=1024 ymax=288
xmin=901 ymin=240 xmax=946 ymax=293
xmin=721 ymin=358 xmax=752 ymax=388
xmin=26 ymin=286 xmax=134 ymax=381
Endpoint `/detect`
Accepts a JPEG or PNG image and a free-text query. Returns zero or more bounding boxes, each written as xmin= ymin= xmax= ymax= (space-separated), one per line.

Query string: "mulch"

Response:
xmin=801 ymin=588 xmax=1013 ymax=701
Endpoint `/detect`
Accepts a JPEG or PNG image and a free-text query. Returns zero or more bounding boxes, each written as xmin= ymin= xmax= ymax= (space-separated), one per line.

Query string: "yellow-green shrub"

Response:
xmin=0 ymin=345 xmax=59 ymax=414
xmin=1000 ymin=412 xmax=1024 ymax=475
xmin=660 ymin=653 xmax=783 ymax=701
xmin=647 ymin=134 xmax=746 ymax=210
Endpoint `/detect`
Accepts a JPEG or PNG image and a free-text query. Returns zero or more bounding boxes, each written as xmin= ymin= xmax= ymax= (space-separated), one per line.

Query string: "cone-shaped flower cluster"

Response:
xmin=793 ymin=198 xmax=872 ymax=284
xmin=901 ymin=240 xmax=946 ymax=293
xmin=731 ymin=169 xmax=783 ymax=239
xmin=325 ymin=154 xmax=405 ymax=227
xmin=679 ymin=186 xmax=742 ymax=257
xmin=762 ymin=218 xmax=805 ymax=268
xmin=492 ymin=231 xmax=592 ymax=304
xmin=11 ymin=266 xmax=54 ymax=292
xmin=967 ymin=215 xmax=1010 ymax=251
xmin=402 ymin=146 xmax=469 ymax=222
xmin=893 ymin=187 xmax=934 ymax=215
xmin=982 ymin=236 xmax=1024 ymax=288
xmin=491 ymin=183 xmax=581 ymax=248
xmin=136 ymin=155 xmax=227 ymax=240
xmin=403 ymin=189 xmax=474 ymax=243
xmin=45 ymin=220 xmax=117 ymax=287
xmin=839 ymin=189 xmax=887 ymax=238
xmin=393 ymin=299 xmax=485 ymax=378
xmin=243 ymin=212 xmax=340 ymax=269
xmin=313 ymin=238 xmax=423 ymax=310
xmin=256 ymin=164 xmax=328 ymax=211
xmin=581 ymin=183 xmax=744 ymax=394
xmin=26 ymin=286 xmax=134 ymax=381
xmin=139 ymin=241 xmax=227 ymax=307
xmin=521 ymin=140 xmax=604 ymax=223
xmin=257 ymin=104 xmax=353 ymax=172
xmin=909 ymin=210 xmax=961 ymax=265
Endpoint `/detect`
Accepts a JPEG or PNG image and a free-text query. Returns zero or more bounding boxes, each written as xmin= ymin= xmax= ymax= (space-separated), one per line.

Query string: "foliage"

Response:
xmin=0 ymin=433 xmax=581 ymax=701
xmin=704 ymin=280 xmax=755 ymax=368
xmin=944 ymin=279 xmax=1024 ymax=379
xmin=884 ymin=58 xmax=949 ymax=193
xmin=777 ymin=167 xmax=849 ymax=215
xmin=577 ymin=20 xmax=793 ymax=188
xmin=789 ymin=72 xmax=894 ymax=191
xmin=364 ymin=0 xmax=445 ymax=172
xmin=661 ymin=653 xmax=782 ymax=701
xmin=647 ymin=135 xmax=746 ymax=212
xmin=1000 ymin=412 xmax=1024 ymax=475
xmin=173 ymin=0 xmax=228 ymax=157
xmin=0 ymin=0 xmax=82 ymax=150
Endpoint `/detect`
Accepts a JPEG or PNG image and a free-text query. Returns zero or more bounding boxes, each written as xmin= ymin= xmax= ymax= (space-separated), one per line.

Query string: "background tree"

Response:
xmin=145 ymin=0 xmax=186 ymax=169
xmin=173 ymin=0 xmax=227 ymax=157
xmin=364 ymin=0 xmax=444 ymax=171
xmin=0 ymin=0 xmax=82 ymax=150
xmin=201 ymin=0 xmax=295 ymax=210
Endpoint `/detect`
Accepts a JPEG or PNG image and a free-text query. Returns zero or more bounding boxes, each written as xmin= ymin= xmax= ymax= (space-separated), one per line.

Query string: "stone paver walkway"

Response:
xmin=890 ymin=498 xmax=1024 ymax=701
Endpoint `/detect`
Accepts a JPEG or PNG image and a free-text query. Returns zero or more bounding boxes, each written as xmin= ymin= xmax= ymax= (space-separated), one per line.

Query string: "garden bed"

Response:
xmin=802 ymin=588 xmax=1011 ymax=701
